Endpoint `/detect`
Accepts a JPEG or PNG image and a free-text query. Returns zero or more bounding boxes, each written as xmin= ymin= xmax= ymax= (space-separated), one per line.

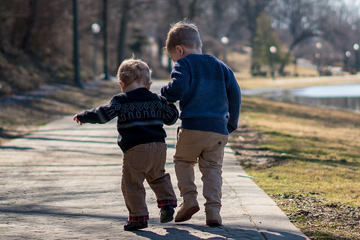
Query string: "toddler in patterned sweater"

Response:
xmin=74 ymin=58 xmax=178 ymax=231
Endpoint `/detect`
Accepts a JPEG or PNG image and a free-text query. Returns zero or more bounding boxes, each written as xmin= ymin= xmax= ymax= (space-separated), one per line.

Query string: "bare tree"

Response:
xmin=320 ymin=1 xmax=359 ymax=53
xmin=269 ymin=0 xmax=331 ymax=74
xmin=115 ymin=0 xmax=153 ymax=67
xmin=169 ymin=0 xmax=205 ymax=21
xmin=117 ymin=0 xmax=131 ymax=67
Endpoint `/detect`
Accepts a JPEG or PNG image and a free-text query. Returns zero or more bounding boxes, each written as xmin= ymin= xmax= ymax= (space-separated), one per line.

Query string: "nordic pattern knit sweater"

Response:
xmin=76 ymin=88 xmax=179 ymax=152
xmin=161 ymin=54 xmax=241 ymax=135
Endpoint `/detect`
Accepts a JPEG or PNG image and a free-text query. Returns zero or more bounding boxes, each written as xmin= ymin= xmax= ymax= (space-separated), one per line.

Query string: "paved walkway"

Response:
xmin=0 ymin=82 xmax=309 ymax=240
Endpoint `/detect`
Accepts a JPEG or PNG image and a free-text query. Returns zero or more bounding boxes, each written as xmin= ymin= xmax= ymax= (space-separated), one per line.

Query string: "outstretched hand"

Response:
xmin=73 ymin=115 xmax=83 ymax=125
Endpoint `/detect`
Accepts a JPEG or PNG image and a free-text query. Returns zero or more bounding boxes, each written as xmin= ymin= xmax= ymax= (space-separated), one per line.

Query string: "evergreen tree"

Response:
xmin=252 ymin=12 xmax=286 ymax=76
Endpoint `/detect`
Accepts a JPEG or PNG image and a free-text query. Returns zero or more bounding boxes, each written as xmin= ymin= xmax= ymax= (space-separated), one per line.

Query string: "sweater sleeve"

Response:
xmin=161 ymin=60 xmax=190 ymax=102
xmin=163 ymin=103 xmax=179 ymax=126
xmin=225 ymin=67 xmax=241 ymax=134
xmin=158 ymin=95 xmax=179 ymax=125
xmin=76 ymin=97 xmax=118 ymax=124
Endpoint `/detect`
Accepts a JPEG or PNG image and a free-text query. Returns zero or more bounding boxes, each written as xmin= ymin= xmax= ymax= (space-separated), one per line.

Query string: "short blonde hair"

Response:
xmin=165 ymin=21 xmax=202 ymax=54
xmin=117 ymin=58 xmax=151 ymax=87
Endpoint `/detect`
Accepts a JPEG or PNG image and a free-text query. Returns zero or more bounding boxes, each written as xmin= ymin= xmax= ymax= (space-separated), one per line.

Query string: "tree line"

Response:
xmin=0 ymin=0 xmax=359 ymax=92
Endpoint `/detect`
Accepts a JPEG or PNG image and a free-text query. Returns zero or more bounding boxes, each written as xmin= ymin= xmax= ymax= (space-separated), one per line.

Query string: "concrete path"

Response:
xmin=0 ymin=82 xmax=309 ymax=240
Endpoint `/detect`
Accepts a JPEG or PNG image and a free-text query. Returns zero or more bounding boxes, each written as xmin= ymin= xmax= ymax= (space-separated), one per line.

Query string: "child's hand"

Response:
xmin=73 ymin=115 xmax=83 ymax=125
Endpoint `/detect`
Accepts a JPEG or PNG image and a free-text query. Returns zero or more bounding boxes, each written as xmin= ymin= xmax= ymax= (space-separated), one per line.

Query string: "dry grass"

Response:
xmin=240 ymin=97 xmax=360 ymax=204
xmin=230 ymin=96 xmax=360 ymax=240
xmin=0 ymin=81 xmax=119 ymax=145
xmin=227 ymin=52 xmax=360 ymax=90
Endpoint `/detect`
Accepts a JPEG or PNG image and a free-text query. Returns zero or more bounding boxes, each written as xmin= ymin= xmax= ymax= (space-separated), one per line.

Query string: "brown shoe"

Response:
xmin=206 ymin=209 xmax=222 ymax=227
xmin=174 ymin=198 xmax=200 ymax=222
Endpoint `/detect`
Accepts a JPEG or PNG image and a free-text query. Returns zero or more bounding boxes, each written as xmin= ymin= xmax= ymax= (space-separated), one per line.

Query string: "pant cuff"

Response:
xmin=128 ymin=215 xmax=149 ymax=222
xmin=157 ymin=199 xmax=177 ymax=208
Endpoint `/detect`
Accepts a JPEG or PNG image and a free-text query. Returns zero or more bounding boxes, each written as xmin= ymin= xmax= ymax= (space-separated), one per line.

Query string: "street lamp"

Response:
xmin=315 ymin=42 xmax=322 ymax=75
xmin=353 ymin=43 xmax=359 ymax=72
xmin=91 ymin=23 xmax=101 ymax=78
xmin=269 ymin=46 xmax=277 ymax=80
xmin=221 ymin=36 xmax=229 ymax=64
xmin=344 ymin=51 xmax=351 ymax=72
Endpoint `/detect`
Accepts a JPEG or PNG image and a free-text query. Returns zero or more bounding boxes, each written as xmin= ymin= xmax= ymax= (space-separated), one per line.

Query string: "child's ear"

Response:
xmin=146 ymin=81 xmax=152 ymax=90
xmin=176 ymin=45 xmax=184 ymax=55
xmin=119 ymin=80 xmax=125 ymax=91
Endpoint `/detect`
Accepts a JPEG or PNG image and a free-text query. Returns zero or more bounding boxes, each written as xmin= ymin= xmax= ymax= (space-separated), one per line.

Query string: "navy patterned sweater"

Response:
xmin=161 ymin=54 xmax=241 ymax=135
xmin=76 ymin=87 xmax=179 ymax=152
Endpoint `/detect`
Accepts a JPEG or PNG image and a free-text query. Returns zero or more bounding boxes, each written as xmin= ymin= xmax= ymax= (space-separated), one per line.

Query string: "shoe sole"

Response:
xmin=124 ymin=225 xmax=148 ymax=231
xmin=175 ymin=206 xmax=200 ymax=222
xmin=206 ymin=220 xmax=221 ymax=227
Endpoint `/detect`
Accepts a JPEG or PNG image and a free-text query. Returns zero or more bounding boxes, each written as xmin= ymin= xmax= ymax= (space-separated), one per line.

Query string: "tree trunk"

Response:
xmin=21 ymin=0 xmax=37 ymax=51
xmin=117 ymin=0 xmax=130 ymax=67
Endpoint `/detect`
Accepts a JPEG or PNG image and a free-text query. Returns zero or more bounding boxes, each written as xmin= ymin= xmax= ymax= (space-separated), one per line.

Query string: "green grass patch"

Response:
xmin=230 ymin=96 xmax=360 ymax=239
xmin=241 ymin=97 xmax=360 ymax=205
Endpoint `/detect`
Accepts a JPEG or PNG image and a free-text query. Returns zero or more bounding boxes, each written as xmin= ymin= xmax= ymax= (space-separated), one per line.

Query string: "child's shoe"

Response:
xmin=160 ymin=205 xmax=175 ymax=223
xmin=206 ymin=209 xmax=222 ymax=227
xmin=174 ymin=198 xmax=200 ymax=222
xmin=123 ymin=221 xmax=148 ymax=231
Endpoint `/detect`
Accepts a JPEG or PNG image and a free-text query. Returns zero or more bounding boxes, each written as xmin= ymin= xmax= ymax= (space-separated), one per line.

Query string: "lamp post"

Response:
xmin=147 ymin=36 xmax=156 ymax=68
xmin=91 ymin=23 xmax=101 ymax=78
xmin=72 ymin=0 xmax=83 ymax=88
xmin=315 ymin=42 xmax=322 ymax=75
xmin=353 ymin=43 xmax=359 ymax=72
xmin=344 ymin=51 xmax=351 ymax=72
xmin=102 ymin=0 xmax=109 ymax=80
xmin=269 ymin=46 xmax=277 ymax=80
xmin=221 ymin=36 xmax=229 ymax=64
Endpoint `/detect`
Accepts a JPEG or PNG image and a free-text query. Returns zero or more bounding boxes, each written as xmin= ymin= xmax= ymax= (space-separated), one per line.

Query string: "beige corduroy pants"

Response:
xmin=174 ymin=128 xmax=228 ymax=212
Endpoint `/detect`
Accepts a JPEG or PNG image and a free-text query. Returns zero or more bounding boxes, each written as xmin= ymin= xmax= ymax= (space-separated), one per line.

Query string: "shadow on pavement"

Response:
xmin=0 ymin=146 xmax=34 ymax=150
xmin=0 ymin=207 xmax=126 ymax=222
xmin=19 ymin=136 xmax=115 ymax=145
xmin=134 ymin=224 xmax=309 ymax=240
xmin=134 ymin=225 xmax=262 ymax=240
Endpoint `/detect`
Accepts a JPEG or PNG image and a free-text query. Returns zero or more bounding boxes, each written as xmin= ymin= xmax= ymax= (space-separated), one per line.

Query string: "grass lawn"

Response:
xmin=230 ymin=96 xmax=360 ymax=240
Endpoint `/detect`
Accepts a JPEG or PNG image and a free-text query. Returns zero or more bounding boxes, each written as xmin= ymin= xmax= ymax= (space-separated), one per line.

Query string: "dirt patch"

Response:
xmin=229 ymin=121 xmax=289 ymax=168
xmin=274 ymin=194 xmax=360 ymax=240
xmin=229 ymin=123 xmax=360 ymax=240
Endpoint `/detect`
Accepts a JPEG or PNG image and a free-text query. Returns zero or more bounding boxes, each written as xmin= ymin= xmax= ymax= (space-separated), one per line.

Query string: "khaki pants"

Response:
xmin=174 ymin=128 xmax=228 ymax=212
xmin=121 ymin=142 xmax=177 ymax=220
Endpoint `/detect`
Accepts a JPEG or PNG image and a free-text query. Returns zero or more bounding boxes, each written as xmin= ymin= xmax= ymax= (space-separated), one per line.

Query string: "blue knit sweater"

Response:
xmin=161 ymin=54 xmax=241 ymax=135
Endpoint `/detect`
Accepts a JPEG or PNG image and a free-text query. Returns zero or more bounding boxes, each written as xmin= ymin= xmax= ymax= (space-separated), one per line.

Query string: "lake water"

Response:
xmin=242 ymin=84 xmax=360 ymax=113
xmin=293 ymin=84 xmax=360 ymax=98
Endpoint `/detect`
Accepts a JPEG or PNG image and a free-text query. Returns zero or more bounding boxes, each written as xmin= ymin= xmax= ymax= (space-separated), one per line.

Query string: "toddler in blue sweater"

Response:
xmin=161 ymin=21 xmax=241 ymax=226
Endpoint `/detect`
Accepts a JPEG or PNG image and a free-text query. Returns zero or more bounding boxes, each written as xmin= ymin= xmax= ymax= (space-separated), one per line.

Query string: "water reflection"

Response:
xmin=293 ymin=84 xmax=360 ymax=98
xmin=243 ymin=84 xmax=360 ymax=113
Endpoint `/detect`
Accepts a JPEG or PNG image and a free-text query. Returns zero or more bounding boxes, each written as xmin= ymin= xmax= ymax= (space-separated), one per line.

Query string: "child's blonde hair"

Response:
xmin=117 ymin=58 xmax=151 ymax=87
xmin=165 ymin=20 xmax=202 ymax=54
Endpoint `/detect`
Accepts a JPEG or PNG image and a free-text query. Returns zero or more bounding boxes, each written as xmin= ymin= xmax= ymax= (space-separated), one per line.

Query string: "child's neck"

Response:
xmin=122 ymin=81 xmax=148 ymax=93
xmin=183 ymin=47 xmax=202 ymax=57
